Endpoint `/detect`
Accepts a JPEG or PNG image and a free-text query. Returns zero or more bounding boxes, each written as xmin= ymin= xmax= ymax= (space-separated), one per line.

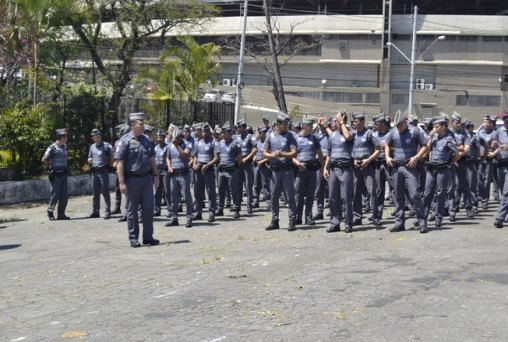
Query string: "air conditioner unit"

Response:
xmin=231 ymin=78 xmax=237 ymax=86
xmin=222 ymin=78 xmax=231 ymax=86
xmin=424 ymin=83 xmax=435 ymax=90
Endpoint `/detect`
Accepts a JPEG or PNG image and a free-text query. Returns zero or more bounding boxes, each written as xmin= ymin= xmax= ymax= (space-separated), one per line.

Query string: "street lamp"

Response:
xmin=386 ymin=6 xmax=445 ymax=117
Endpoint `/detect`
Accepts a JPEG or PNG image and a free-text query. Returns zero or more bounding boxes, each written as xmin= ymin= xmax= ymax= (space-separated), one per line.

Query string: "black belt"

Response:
xmin=125 ymin=170 xmax=151 ymax=178
xmin=498 ymin=160 xmax=508 ymax=168
xmin=330 ymin=160 xmax=352 ymax=169
xmin=302 ymin=160 xmax=321 ymax=171
xmin=92 ymin=166 xmax=107 ymax=172
xmin=219 ymin=164 xmax=237 ymax=172
xmin=172 ymin=168 xmax=189 ymax=176
xmin=393 ymin=160 xmax=410 ymax=167
xmin=197 ymin=164 xmax=214 ymax=172
xmin=269 ymin=163 xmax=292 ymax=171
xmin=426 ymin=161 xmax=450 ymax=170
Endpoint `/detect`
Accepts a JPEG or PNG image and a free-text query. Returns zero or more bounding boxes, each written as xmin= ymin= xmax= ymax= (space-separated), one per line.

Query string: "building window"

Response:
xmin=458 ymin=36 xmax=478 ymax=41
xmin=456 ymin=95 xmax=500 ymax=107
xmin=483 ymin=36 xmax=502 ymax=42
xmin=366 ymin=93 xmax=380 ymax=103
xmin=392 ymin=94 xmax=408 ymax=104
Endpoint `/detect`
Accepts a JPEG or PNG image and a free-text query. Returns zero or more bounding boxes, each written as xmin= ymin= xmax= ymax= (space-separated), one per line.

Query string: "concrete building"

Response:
xmin=72 ymin=0 xmax=508 ymax=123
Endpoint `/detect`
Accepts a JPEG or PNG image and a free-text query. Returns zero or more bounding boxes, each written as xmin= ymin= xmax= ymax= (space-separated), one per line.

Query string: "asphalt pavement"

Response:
xmin=1 ymin=194 xmax=507 ymax=341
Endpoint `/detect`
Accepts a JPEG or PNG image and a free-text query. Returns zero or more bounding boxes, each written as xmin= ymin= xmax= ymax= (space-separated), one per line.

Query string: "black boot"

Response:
xmin=265 ymin=220 xmax=279 ymax=231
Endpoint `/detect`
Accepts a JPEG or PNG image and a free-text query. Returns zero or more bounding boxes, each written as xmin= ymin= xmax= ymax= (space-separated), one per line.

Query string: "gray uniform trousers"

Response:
xmin=353 ymin=164 xmax=378 ymax=221
xmin=126 ymin=174 xmax=154 ymax=242
xmin=495 ymin=165 xmax=508 ymax=221
xmin=253 ymin=163 xmax=271 ymax=207
xmin=154 ymin=171 xmax=170 ymax=214
xmin=478 ymin=159 xmax=494 ymax=205
xmin=218 ymin=167 xmax=241 ymax=212
xmin=114 ymin=171 xmax=122 ymax=210
xmin=239 ymin=163 xmax=254 ymax=208
xmin=466 ymin=161 xmax=479 ymax=208
xmin=423 ymin=167 xmax=451 ymax=221
xmin=454 ymin=160 xmax=473 ymax=210
xmin=328 ymin=166 xmax=353 ymax=227
xmin=48 ymin=172 xmax=68 ymax=215
xmin=315 ymin=169 xmax=328 ymax=215
xmin=392 ymin=165 xmax=426 ymax=227
xmin=170 ymin=171 xmax=193 ymax=220
xmin=91 ymin=169 xmax=111 ymax=214
xmin=295 ymin=168 xmax=318 ymax=221
xmin=375 ymin=161 xmax=393 ymax=219
xmin=270 ymin=167 xmax=297 ymax=222
xmin=446 ymin=164 xmax=458 ymax=215
xmin=194 ymin=167 xmax=217 ymax=214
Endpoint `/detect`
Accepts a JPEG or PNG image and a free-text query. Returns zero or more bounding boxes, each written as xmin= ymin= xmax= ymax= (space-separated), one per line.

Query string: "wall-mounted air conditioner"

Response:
xmin=222 ymin=78 xmax=231 ymax=86
xmin=424 ymin=83 xmax=435 ymax=90
xmin=416 ymin=78 xmax=425 ymax=90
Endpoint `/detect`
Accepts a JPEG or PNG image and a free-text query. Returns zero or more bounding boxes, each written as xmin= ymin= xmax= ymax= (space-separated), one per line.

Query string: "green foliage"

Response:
xmin=0 ymin=101 xmax=52 ymax=177
xmin=0 ymin=150 xmax=13 ymax=168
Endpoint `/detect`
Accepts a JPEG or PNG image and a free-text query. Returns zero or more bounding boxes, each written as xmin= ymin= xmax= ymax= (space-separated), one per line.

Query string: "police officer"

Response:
xmin=350 ymin=112 xmax=381 ymax=226
xmin=115 ymin=113 xmax=159 ymax=248
xmin=313 ymin=120 xmax=331 ymax=221
xmin=263 ymin=112 xmax=298 ymax=231
xmin=192 ymin=123 xmax=219 ymax=223
xmin=112 ymin=128 xmax=126 ymax=215
xmin=293 ymin=118 xmax=324 ymax=225
xmin=87 ymin=129 xmax=113 ymax=219
xmin=423 ymin=116 xmax=459 ymax=227
xmin=321 ymin=112 xmax=354 ymax=233
xmin=477 ymin=115 xmax=498 ymax=210
xmin=42 ymin=128 xmax=70 ymax=220
xmin=154 ymin=130 xmax=170 ymax=217
xmin=216 ymin=124 xmax=243 ymax=219
xmin=372 ymin=113 xmax=394 ymax=221
xmin=253 ymin=125 xmax=271 ymax=210
xmin=493 ymin=113 xmax=508 ymax=228
xmin=464 ymin=120 xmax=480 ymax=213
xmin=450 ymin=112 xmax=473 ymax=218
xmin=384 ymin=110 xmax=429 ymax=233
xmin=165 ymin=125 xmax=194 ymax=228
xmin=236 ymin=119 xmax=257 ymax=214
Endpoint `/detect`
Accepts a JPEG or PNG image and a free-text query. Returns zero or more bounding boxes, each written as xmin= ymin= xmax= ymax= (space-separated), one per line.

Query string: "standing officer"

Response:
xmin=464 ymin=120 xmax=480 ymax=213
xmin=253 ymin=125 xmax=271 ymax=210
xmin=216 ymin=125 xmax=243 ymax=219
xmin=321 ymin=112 xmax=355 ymax=233
xmin=372 ymin=113 xmax=393 ymax=221
xmin=263 ymin=112 xmax=298 ymax=231
xmin=192 ymin=123 xmax=219 ymax=223
xmin=423 ymin=116 xmax=459 ymax=228
xmin=313 ymin=120 xmax=330 ymax=221
xmin=87 ymin=129 xmax=113 ymax=219
xmin=165 ymin=125 xmax=194 ymax=228
xmin=450 ymin=112 xmax=473 ymax=218
xmin=42 ymin=128 xmax=70 ymax=220
xmin=293 ymin=118 xmax=324 ymax=225
xmin=477 ymin=115 xmax=498 ymax=210
xmin=384 ymin=111 xmax=429 ymax=233
xmin=154 ymin=130 xmax=170 ymax=217
xmin=236 ymin=119 xmax=257 ymax=214
xmin=493 ymin=113 xmax=508 ymax=228
xmin=350 ymin=112 xmax=381 ymax=226
xmin=115 ymin=113 xmax=160 ymax=248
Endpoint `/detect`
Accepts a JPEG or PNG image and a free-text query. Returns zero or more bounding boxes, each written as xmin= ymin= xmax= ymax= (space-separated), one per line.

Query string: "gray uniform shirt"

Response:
xmin=328 ymin=130 xmax=353 ymax=162
xmin=296 ymin=134 xmax=321 ymax=162
xmin=385 ymin=126 xmax=427 ymax=161
xmin=238 ymin=132 xmax=256 ymax=157
xmin=218 ymin=138 xmax=241 ymax=166
xmin=155 ymin=143 xmax=168 ymax=170
xmin=264 ymin=131 xmax=298 ymax=167
xmin=88 ymin=142 xmax=112 ymax=168
xmin=351 ymin=128 xmax=378 ymax=159
xmin=193 ymin=138 xmax=218 ymax=164
xmin=496 ymin=126 xmax=508 ymax=161
xmin=114 ymin=132 xmax=155 ymax=175
xmin=430 ymin=133 xmax=458 ymax=162
xmin=43 ymin=143 xmax=68 ymax=171
xmin=168 ymin=140 xmax=191 ymax=169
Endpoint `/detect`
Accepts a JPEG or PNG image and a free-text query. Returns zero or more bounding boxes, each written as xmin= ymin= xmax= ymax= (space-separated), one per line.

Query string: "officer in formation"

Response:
xmin=87 ymin=129 xmax=113 ymax=219
xmin=165 ymin=124 xmax=194 ymax=228
xmin=154 ymin=130 xmax=170 ymax=217
xmin=494 ymin=113 xmax=508 ymax=228
xmin=42 ymin=128 xmax=70 ymax=220
xmin=115 ymin=112 xmax=160 ymax=247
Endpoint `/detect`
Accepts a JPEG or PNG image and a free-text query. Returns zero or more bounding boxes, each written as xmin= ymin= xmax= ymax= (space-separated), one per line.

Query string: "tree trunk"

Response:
xmin=263 ymin=0 xmax=287 ymax=113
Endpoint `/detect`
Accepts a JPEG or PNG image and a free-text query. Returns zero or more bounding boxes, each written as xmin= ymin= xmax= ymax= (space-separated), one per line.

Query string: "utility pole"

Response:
xmin=234 ymin=0 xmax=248 ymax=125
xmin=408 ymin=6 xmax=418 ymax=117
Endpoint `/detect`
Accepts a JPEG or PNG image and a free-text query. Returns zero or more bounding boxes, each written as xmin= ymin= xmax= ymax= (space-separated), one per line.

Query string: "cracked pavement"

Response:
xmin=1 ymin=195 xmax=508 ymax=341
